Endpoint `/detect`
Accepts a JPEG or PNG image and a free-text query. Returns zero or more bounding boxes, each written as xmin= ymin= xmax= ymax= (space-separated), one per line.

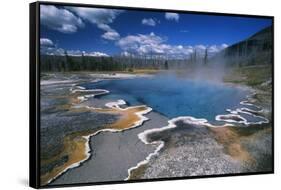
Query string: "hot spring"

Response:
xmin=81 ymin=74 xmax=265 ymax=125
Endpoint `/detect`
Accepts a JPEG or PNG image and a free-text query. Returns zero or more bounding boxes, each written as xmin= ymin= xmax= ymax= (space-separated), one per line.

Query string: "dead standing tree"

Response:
xmin=204 ymin=47 xmax=208 ymax=65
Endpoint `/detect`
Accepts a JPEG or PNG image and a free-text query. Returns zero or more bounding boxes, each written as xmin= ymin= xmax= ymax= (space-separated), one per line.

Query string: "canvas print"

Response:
xmin=38 ymin=3 xmax=273 ymax=187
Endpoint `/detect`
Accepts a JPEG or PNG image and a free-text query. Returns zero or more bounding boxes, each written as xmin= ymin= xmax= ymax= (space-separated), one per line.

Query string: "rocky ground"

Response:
xmin=50 ymin=111 xmax=168 ymax=185
xmin=40 ymin=73 xmax=120 ymax=185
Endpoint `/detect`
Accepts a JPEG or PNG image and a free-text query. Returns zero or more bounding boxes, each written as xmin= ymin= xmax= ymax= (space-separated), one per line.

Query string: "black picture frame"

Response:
xmin=30 ymin=1 xmax=274 ymax=189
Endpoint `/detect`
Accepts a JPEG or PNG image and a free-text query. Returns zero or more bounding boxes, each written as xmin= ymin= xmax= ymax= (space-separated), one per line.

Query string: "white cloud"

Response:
xmin=65 ymin=50 xmax=109 ymax=57
xmin=40 ymin=5 xmax=84 ymax=33
xmin=195 ymin=45 xmax=207 ymax=51
xmin=121 ymin=51 xmax=131 ymax=57
xmin=65 ymin=50 xmax=84 ymax=56
xmin=41 ymin=46 xmax=109 ymax=57
xmin=142 ymin=18 xmax=156 ymax=26
xmin=85 ymin=51 xmax=109 ymax=57
xmin=40 ymin=5 xmax=122 ymax=39
xmin=40 ymin=37 xmax=60 ymax=55
xmin=165 ymin=13 xmax=179 ymax=22
xmin=207 ymin=44 xmax=228 ymax=54
xmin=41 ymin=47 xmax=65 ymax=56
xmin=64 ymin=50 xmax=109 ymax=57
xmin=102 ymin=31 xmax=120 ymax=40
xmin=117 ymin=32 xmax=165 ymax=55
xmin=221 ymin=43 xmax=229 ymax=49
xmin=191 ymin=44 xmax=228 ymax=57
xmin=67 ymin=7 xmax=122 ymax=25
xmin=40 ymin=38 xmax=54 ymax=47
xmin=117 ymin=33 xmax=192 ymax=58
xmin=67 ymin=7 xmax=122 ymax=40
xmin=117 ymin=33 xmax=227 ymax=59
xmin=40 ymin=37 xmax=109 ymax=57
xmin=96 ymin=23 xmax=113 ymax=31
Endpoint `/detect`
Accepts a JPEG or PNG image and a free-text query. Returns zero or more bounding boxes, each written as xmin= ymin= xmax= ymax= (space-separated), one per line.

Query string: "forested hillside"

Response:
xmin=220 ymin=26 xmax=273 ymax=66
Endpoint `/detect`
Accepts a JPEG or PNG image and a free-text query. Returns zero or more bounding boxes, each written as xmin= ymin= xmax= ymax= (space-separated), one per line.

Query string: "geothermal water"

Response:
xmin=81 ymin=74 xmax=259 ymax=124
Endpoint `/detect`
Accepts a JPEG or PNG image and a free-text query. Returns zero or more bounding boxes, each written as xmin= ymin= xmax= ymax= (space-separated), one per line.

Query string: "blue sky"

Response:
xmin=40 ymin=5 xmax=272 ymax=58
